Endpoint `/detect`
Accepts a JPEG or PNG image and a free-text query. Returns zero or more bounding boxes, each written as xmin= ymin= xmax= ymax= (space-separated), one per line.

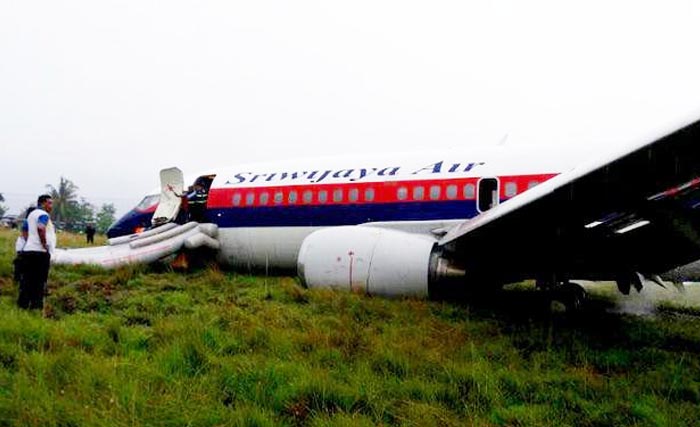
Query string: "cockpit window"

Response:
xmin=135 ymin=194 xmax=160 ymax=211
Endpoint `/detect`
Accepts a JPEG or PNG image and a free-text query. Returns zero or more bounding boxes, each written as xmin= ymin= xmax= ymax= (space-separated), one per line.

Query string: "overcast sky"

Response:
xmin=2 ymin=0 xmax=700 ymax=217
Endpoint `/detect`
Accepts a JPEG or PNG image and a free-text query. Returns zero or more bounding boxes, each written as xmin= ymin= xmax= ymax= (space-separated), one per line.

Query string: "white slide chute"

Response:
xmin=51 ymin=222 xmax=220 ymax=269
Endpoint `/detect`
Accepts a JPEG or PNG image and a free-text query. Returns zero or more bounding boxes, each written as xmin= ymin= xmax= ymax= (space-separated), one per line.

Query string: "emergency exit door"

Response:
xmin=477 ymin=177 xmax=499 ymax=212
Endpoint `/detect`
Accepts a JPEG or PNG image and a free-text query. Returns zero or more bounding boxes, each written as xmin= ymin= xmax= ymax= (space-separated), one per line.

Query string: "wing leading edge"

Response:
xmin=439 ymin=114 xmax=700 ymax=286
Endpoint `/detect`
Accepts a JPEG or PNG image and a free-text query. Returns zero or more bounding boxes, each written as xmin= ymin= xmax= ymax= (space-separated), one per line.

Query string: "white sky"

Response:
xmin=1 ymin=0 xmax=700 ymax=217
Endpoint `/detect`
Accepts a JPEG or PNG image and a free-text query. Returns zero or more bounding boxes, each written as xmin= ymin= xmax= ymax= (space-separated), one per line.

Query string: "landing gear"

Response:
xmin=536 ymin=279 xmax=588 ymax=313
xmin=552 ymin=281 xmax=587 ymax=312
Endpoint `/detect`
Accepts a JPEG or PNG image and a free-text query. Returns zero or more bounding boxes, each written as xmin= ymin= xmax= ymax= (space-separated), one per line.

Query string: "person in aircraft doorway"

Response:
xmin=173 ymin=186 xmax=192 ymax=224
xmin=186 ymin=181 xmax=208 ymax=222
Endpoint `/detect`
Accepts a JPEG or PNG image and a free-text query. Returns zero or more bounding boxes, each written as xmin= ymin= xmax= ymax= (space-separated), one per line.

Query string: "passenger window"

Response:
xmin=446 ymin=185 xmax=458 ymax=200
xmin=274 ymin=191 xmax=283 ymax=205
xmin=245 ymin=193 xmax=255 ymax=206
xmin=288 ymin=191 xmax=298 ymax=204
xmin=259 ymin=192 xmax=269 ymax=205
xmin=429 ymin=185 xmax=441 ymax=200
xmin=528 ymin=180 xmax=540 ymax=189
xmin=463 ymin=184 xmax=476 ymax=199
xmin=397 ymin=187 xmax=408 ymax=201
xmin=303 ymin=190 xmax=313 ymax=204
xmin=505 ymin=182 xmax=517 ymax=197
xmin=349 ymin=188 xmax=359 ymax=202
xmin=364 ymin=188 xmax=375 ymax=202
xmin=232 ymin=193 xmax=242 ymax=206
xmin=333 ymin=189 xmax=343 ymax=203
xmin=318 ymin=190 xmax=328 ymax=203
xmin=413 ymin=186 xmax=425 ymax=200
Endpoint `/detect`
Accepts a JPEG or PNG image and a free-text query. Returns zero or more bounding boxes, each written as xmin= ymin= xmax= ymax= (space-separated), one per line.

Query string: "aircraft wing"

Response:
xmin=439 ymin=113 xmax=700 ymax=286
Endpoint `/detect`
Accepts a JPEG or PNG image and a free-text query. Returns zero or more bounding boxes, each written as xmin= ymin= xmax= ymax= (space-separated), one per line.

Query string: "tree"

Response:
xmin=73 ymin=198 xmax=95 ymax=224
xmin=0 ymin=193 xmax=6 ymax=218
xmin=43 ymin=177 xmax=117 ymax=233
xmin=62 ymin=198 xmax=96 ymax=232
xmin=46 ymin=177 xmax=79 ymax=226
xmin=96 ymin=204 xmax=117 ymax=234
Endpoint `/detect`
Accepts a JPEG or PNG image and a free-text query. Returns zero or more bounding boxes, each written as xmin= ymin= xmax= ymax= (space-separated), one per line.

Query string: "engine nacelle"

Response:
xmin=297 ymin=226 xmax=438 ymax=296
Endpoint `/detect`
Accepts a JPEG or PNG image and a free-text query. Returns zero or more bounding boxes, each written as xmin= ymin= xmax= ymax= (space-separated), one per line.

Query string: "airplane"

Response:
xmin=54 ymin=112 xmax=700 ymax=310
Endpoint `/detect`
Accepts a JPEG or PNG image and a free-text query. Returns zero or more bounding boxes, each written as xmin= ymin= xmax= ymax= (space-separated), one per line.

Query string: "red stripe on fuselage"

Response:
xmin=206 ymin=173 xmax=557 ymax=209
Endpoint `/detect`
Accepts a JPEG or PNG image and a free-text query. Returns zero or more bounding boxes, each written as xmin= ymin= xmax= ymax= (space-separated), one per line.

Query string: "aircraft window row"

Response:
xmin=397 ymin=183 xmax=477 ymax=201
xmin=231 ymin=187 xmax=369 ymax=206
xmin=228 ymin=181 xmax=522 ymax=206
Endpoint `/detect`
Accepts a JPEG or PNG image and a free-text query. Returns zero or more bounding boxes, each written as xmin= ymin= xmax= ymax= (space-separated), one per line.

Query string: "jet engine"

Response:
xmin=297 ymin=226 xmax=465 ymax=297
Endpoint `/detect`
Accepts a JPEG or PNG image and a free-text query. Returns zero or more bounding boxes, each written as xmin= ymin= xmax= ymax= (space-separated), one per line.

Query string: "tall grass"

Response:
xmin=1 ymin=228 xmax=700 ymax=426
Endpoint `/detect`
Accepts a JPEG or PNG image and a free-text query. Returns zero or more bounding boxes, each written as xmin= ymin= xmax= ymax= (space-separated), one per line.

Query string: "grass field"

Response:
xmin=1 ymin=228 xmax=700 ymax=426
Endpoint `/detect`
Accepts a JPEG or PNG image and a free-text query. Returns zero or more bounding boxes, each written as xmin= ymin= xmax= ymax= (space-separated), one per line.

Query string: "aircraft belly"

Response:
xmin=216 ymin=226 xmax=322 ymax=271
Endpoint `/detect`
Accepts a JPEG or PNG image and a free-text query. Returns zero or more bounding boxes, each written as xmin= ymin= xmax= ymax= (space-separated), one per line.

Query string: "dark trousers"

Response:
xmin=18 ymin=251 xmax=50 ymax=310
xmin=13 ymin=253 xmax=24 ymax=283
xmin=188 ymin=205 xmax=206 ymax=222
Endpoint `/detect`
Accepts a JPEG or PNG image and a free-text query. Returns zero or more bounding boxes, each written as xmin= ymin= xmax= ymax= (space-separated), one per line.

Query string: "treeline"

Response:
xmin=10 ymin=177 xmax=117 ymax=234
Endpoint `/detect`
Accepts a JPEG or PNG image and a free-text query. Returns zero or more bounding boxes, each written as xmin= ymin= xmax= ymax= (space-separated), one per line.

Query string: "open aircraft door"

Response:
xmin=477 ymin=177 xmax=499 ymax=212
xmin=151 ymin=167 xmax=184 ymax=227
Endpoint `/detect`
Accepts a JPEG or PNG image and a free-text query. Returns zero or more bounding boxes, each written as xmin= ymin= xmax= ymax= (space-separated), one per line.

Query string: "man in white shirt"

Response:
xmin=18 ymin=195 xmax=55 ymax=310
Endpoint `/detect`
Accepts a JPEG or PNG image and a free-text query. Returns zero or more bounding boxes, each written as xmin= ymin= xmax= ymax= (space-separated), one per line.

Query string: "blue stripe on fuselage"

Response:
xmin=206 ymin=200 xmax=480 ymax=228
xmin=109 ymin=200 xmax=487 ymax=237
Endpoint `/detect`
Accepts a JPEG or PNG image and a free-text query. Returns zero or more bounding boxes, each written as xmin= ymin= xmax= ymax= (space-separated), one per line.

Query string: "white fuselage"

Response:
xmin=179 ymin=147 xmax=575 ymax=270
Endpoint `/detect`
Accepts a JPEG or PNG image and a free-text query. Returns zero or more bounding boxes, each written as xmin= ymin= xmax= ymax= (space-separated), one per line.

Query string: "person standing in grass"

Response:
xmin=18 ymin=195 xmax=55 ymax=310
xmin=85 ymin=222 xmax=96 ymax=244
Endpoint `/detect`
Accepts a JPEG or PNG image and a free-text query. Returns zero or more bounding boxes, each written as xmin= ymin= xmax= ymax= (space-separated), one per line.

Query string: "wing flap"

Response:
xmin=439 ymin=113 xmax=700 ymax=284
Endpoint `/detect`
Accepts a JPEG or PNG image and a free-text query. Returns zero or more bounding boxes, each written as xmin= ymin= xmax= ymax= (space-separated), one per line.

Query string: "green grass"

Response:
xmin=1 ymin=228 xmax=700 ymax=426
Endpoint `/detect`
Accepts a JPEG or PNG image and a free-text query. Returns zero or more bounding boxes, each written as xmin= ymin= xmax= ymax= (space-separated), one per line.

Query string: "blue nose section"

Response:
xmin=106 ymin=210 xmax=154 ymax=238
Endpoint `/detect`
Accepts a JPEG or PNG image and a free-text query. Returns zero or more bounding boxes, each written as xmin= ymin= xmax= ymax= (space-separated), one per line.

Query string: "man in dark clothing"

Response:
xmin=174 ymin=185 xmax=192 ymax=224
xmin=85 ymin=223 xmax=96 ymax=244
xmin=186 ymin=182 xmax=208 ymax=222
